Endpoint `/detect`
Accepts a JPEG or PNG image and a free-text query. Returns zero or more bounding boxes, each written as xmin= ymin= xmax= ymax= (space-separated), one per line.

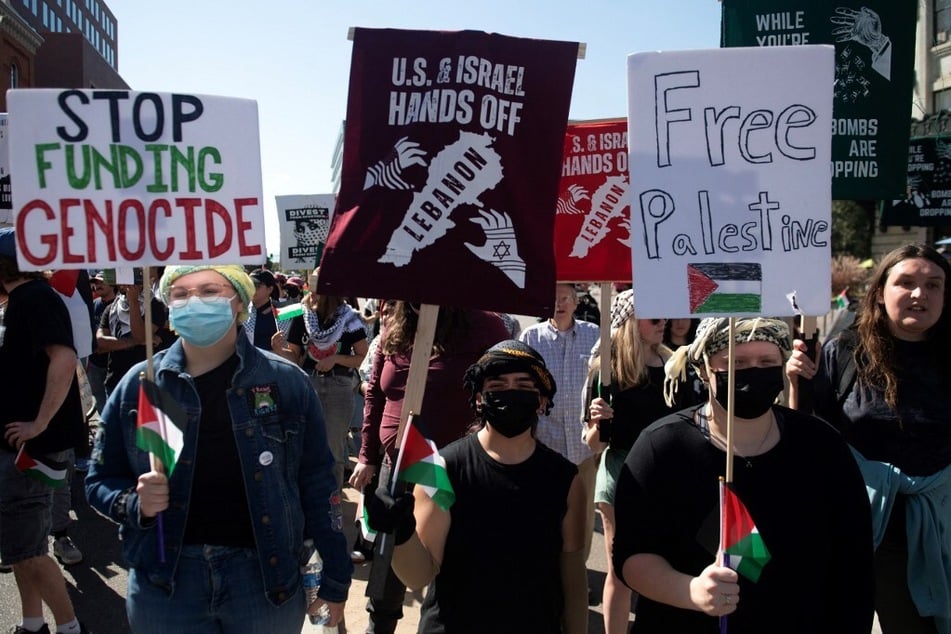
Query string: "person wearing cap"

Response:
xmin=0 ymin=227 xmax=90 ymax=634
xmin=283 ymin=276 xmax=305 ymax=302
xmin=85 ymin=264 xmax=352 ymax=632
xmin=366 ymin=340 xmax=588 ymax=634
xmin=611 ymin=317 xmax=874 ymax=633
xmin=583 ymin=289 xmax=688 ymax=633
xmin=246 ymin=268 xmax=291 ymax=352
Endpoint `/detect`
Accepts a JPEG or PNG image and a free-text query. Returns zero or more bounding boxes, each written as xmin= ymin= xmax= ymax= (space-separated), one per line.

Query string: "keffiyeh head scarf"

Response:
xmin=663 ymin=317 xmax=792 ymax=406
xmin=463 ymin=339 xmax=557 ymax=414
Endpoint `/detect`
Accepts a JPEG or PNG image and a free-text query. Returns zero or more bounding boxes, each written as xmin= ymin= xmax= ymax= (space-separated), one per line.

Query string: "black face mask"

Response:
xmin=286 ymin=287 xmax=301 ymax=299
xmin=713 ymin=366 xmax=784 ymax=419
xmin=481 ymin=390 xmax=539 ymax=438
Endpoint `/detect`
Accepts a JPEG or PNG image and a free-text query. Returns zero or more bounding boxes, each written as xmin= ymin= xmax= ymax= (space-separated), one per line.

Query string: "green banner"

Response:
xmin=881 ymin=136 xmax=951 ymax=227
xmin=721 ymin=0 xmax=917 ymax=200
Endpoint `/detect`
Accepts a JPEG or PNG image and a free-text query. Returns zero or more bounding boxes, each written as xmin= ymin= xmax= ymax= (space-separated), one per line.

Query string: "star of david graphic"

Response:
xmin=491 ymin=240 xmax=512 ymax=260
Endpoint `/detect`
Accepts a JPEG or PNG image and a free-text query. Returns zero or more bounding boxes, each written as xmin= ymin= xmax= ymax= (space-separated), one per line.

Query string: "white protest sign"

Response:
xmin=275 ymin=193 xmax=334 ymax=268
xmin=8 ymin=90 xmax=265 ymax=270
xmin=627 ymin=46 xmax=833 ymax=318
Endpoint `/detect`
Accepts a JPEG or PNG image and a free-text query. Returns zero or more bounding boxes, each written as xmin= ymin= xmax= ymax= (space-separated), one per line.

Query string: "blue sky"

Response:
xmin=106 ymin=0 xmax=723 ymax=258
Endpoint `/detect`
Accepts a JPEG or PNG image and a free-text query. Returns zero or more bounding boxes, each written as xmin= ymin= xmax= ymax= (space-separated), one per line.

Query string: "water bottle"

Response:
xmin=301 ymin=547 xmax=331 ymax=626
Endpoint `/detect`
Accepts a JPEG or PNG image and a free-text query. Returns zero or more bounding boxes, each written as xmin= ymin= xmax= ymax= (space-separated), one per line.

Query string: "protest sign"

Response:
xmin=318 ymin=28 xmax=578 ymax=315
xmin=555 ymin=119 xmax=632 ymax=282
xmin=881 ymin=136 xmax=951 ymax=227
xmin=627 ymin=46 xmax=833 ymax=318
xmin=8 ymin=90 xmax=265 ymax=270
xmin=275 ymin=193 xmax=335 ymax=268
xmin=721 ymin=0 xmax=917 ymax=200
xmin=0 ymin=114 xmax=10 ymax=226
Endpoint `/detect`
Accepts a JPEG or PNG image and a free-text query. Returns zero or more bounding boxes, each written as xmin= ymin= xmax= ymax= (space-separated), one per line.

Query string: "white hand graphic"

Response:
xmin=464 ymin=208 xmax=526 ymax=288
xmin=363 ymin=137 xmax=428 ymax=190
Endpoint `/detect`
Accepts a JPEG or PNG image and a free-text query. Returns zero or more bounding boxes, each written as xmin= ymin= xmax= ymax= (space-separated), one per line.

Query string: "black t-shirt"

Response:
xmin=99 ymin=295 xmax=169 ymax=391
xmin=182 ymin=354 xmax=256 ymax=547
xmin=251 ymin=301 xmax=278 ymax=350
xmin=286 ymin=313 xmax=367 ymax=374
xmin=815 ymin=335 xmax=951 ymax=477
xmin=88 ymin=296 xmax=115 ymax=368
xmin=613 ymin=406 xmax=874 ymax=634
xmin=590 ymin=365 xmax=686 ymax=452
xmin=0 ymin=279 xmax=85 ymax=454
xmin=419 ymin=433 xmax=577 ymax=633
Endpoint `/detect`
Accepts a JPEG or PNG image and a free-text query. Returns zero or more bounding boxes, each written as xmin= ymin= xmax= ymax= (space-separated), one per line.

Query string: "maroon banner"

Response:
xmin=555 ymin=119 xmax=632 ymax=282
xmin=318 ymin=28 xmax=578 ymax=315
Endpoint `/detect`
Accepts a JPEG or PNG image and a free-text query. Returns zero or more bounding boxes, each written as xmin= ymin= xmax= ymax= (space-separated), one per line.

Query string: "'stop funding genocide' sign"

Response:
xmin=9 ymin=90 xmax=266 ymax=270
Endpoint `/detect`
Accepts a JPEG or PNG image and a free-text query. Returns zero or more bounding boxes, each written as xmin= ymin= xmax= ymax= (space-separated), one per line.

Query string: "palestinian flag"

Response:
xmin=720 ymin=481 xmax=770 ymax=583
xmin=359 ymin=494 xmax=377 ymax=543
xmin=276 ymin=303 xmax=304 ymax=321
xmin=15 ymin=446 xmax=67 ymax=488
xmin=833 ymin=289 xmax=849 ymax=310
xmin=395 ymin=414 xmax=455 ymax=511
xmin=688 ymin=263 xmax=761 ymax=313
xmin=136 ymin=377 xmax=187 ymax=476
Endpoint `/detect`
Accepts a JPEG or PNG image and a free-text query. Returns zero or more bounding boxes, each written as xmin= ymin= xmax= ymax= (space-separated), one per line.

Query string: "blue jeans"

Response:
xmin=312 ymin=373 xmax=355 ymax=491
xmin=127 ymin=545 xmax=305 ymax=634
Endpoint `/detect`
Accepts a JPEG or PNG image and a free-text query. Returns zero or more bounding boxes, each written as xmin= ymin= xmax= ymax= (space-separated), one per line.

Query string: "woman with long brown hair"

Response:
xmin=787 ymin=243 xmax=951 ymax=634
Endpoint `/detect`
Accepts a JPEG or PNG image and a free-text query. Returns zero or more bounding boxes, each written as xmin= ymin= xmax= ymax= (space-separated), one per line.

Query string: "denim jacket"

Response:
xmin=85 ymin=329 xmax=352 ymax=605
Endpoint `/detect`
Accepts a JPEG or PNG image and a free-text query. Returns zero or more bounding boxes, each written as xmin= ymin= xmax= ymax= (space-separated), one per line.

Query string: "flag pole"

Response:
xmin=724 ymin=317 xmax=736 ymax=483
xmin=141 ymin=265 xmax=166 ymax=562
xmin=367 ymin=303 xmax=438 ymax=599
xmin=719 ymin=317 xmax=738 ymax=634
xmin=597 ymin=282 xmax=613 ymax=441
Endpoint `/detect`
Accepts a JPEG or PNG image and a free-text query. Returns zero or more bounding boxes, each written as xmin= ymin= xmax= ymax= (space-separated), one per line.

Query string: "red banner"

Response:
xmin=554 ymin=119 xmax=632 ymax=283
xmin=318 ymin=28 xmax=578 ymax=315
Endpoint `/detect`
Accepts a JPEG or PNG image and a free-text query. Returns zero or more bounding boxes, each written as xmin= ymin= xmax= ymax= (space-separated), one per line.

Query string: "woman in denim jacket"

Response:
xmin=86 ymin=265 xmax=352 ymax=633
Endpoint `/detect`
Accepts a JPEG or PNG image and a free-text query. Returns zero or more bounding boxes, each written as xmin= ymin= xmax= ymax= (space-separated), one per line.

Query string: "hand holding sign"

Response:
xmin=464 ymin=208 xmax=526 ymax=288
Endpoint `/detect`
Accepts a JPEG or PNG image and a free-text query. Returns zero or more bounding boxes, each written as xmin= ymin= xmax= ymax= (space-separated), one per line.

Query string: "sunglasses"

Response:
xmin=650 ymin=319 xmax=666 ymax=325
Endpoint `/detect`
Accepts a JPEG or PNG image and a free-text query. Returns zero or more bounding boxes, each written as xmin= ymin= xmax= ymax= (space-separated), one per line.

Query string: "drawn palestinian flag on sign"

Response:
xmin=688 ymin=263 xmax=762 ymax=313
xmin=15 ymin=445 xmax=67 ymax=488
xmin=721 ymin=481 xmax=771 ymax=582
xmin=136 ymin=377 xmax=187 ymax=476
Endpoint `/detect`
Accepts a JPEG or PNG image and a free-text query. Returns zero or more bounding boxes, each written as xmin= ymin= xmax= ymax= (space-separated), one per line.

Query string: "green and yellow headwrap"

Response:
xmin=159 ymin=265 xmax=256 ymax=324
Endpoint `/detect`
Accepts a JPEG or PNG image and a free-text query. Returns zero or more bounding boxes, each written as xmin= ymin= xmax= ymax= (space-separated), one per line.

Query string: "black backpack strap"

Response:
xmin=833 ymin=329 xmax=858 ymax=407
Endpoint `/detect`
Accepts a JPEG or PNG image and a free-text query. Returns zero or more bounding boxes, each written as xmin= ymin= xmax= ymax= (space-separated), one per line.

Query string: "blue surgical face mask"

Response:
xmin=169 ymin=295 xmax=236 ymax=347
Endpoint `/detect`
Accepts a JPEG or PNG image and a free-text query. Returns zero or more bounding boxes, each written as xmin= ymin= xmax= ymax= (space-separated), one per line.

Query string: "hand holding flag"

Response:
xmin=135 ymin=375 xmax=187 ymax=562
xmin=720 ymin=481 xmax=771 ymax=583
xmin=393 ymin=414 xmax=455 ymax=511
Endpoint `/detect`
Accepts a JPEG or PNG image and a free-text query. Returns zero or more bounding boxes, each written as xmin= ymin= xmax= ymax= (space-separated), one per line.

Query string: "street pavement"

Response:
xmin=0 ymin=462 xmax=617 ymax=634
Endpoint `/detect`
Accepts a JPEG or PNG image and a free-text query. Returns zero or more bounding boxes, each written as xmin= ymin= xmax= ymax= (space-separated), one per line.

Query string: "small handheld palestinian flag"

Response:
xmin=394 ymin=414 xmax=455 ymax=511
xmin=720 ymin=480 xmax=770 ymax=583
xmin=833 ymin=289 xmax=850 ymax=310
xmin=276 ymin=303 xmax=304 ymax=321
xmin=15 ymin=445 xmax=67 ymax=488
xmin=136 ymin=377 xmax=186 ymax=476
